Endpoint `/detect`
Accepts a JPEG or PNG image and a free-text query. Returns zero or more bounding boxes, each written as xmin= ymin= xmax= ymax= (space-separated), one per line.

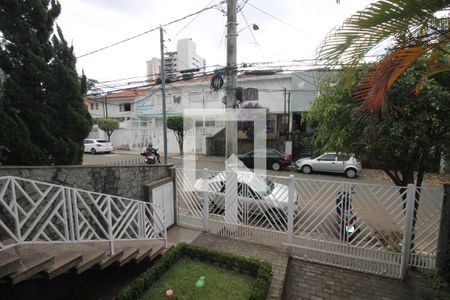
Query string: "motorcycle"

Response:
xmin=141 ymin=147 xmax=160 ymax=164
xmin=336 ymin=190 xmax=359 ymax=242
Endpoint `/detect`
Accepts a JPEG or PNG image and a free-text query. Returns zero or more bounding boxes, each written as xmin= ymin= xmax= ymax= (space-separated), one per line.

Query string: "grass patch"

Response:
xmin=115 ymin=243 xmax=272 ymax=300
xmin=140 ymin=258 xmax=255 ymax=300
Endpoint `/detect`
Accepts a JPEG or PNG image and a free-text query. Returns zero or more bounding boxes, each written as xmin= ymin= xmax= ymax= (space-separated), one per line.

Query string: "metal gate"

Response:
xmin=175 ymin=168 xmax=443 ymax=279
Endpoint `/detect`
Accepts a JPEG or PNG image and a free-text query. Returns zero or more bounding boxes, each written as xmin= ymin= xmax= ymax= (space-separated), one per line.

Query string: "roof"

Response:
xmin=85 ymin=89 xmax=148 ymax=101
xmin=106 ymin=89 xmax=148 ymax=99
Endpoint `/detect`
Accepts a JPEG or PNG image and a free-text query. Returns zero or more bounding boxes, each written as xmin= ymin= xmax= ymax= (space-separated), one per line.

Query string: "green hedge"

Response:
xmin=115 ymin=243 xmax=272 ymax=300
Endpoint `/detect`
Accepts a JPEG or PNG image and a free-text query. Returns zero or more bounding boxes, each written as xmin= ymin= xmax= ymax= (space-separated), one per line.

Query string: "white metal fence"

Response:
xmin=0 ymin=176 xmax=166 ymax=254
xmin=175 ymin=168 xmax=444 ymax=279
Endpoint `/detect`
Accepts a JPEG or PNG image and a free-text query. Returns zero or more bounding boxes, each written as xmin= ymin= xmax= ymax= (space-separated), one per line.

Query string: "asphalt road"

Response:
xmin=82 ymin=152 xmax=392 ymax=185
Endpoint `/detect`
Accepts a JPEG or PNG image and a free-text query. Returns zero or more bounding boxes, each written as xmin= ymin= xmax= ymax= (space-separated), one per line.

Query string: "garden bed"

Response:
xmin=115 ymin=243 xmax=272 ymax=300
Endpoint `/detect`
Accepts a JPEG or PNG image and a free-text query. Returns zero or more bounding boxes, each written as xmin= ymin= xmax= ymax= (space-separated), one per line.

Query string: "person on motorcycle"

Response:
xmin=146 ymin=143 xmax=160 ymax=163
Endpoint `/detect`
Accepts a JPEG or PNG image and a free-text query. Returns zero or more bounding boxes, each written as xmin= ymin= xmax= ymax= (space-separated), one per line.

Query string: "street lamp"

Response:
xmin=237 ymin=23 xmax=259 ymax=34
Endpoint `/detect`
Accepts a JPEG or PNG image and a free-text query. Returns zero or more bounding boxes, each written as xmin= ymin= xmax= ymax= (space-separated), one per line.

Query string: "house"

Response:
xmin=84 ymin=70 xmax=323 ymax=155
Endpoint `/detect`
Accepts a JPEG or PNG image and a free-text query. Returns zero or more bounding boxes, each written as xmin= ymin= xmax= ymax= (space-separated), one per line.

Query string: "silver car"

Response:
xmin=296 ymin=152 xmax=362 ymax=178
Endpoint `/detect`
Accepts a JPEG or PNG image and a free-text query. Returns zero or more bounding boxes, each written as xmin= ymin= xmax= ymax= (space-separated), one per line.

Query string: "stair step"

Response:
xmin=0 ymin=249 xmax=21 ymax=278
xmin=46 ymin=254 xmax=82 ymax=280
xmin=8 ymin=245 xmax=54 ymax=284
xmin=118 ymin=248 xmax=139 ymax=267
xmin=73 ymin=244 xmax=108 ymax=275
xmin=149 ymin=244 xmax=165 ymax=260
xmin=134 ymin=247 xmax=153 ymax=263
xmin=99 ymin=249 xmax=124 ymax=270
xmin=113 ymin=240 xmax=166 ymax=263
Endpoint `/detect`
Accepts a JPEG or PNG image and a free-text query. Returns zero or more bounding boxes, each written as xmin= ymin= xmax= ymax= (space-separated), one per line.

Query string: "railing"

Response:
xmin=0 ymin=176 xmax=166 ymax=254
xmin=176 ymin=168 xmax=444 ymax=279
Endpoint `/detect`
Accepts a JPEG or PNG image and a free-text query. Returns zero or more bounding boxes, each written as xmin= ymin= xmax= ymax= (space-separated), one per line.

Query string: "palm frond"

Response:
xmin=353 ymin=46 xmax=426 ymax=112
xmin=317 ymin=0 xmax=449 ymax=67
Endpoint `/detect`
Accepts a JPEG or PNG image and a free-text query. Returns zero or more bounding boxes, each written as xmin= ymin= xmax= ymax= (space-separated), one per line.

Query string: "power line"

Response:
xmin=172 ymin=0 xmax=218 ymax=41
xmin=246 ymin=2 xmax=309 ymax=37
xmin=77 ymin=4 xmax=220 ymax=59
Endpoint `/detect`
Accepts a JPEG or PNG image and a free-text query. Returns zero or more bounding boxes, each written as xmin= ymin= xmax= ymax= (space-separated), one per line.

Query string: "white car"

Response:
xmin=296 ymin=152 xmax=362 ymax=178
xmin=195 ymin=172 xmax=299 ymax=221
xmin=83 ymin=139 xmax=113 ymax=154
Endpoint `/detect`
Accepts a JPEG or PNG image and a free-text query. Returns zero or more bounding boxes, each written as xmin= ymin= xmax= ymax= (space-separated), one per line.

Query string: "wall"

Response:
xmin=0 ymin=164 xmax=173 ymax=201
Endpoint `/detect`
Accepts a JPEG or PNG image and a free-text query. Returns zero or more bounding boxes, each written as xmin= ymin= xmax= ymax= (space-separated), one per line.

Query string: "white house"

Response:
xmin=85 ymin=70 xmax=323 ymax=155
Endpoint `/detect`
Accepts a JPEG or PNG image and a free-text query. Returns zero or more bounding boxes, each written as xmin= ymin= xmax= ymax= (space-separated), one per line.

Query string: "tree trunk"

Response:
xmin=178 ymin=140 xmax=183 ymax=155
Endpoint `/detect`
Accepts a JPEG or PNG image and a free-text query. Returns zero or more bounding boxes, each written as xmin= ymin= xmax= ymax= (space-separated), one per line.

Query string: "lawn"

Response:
xmin=139 ymin=258 xmax=256 ymax=300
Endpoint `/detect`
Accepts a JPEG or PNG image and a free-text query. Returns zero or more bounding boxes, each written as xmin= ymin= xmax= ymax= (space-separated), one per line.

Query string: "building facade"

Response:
xmin=146 ymin=57 xmax=161 ymax=82
xmin=85 ymin=70 xmax=323 ymax=156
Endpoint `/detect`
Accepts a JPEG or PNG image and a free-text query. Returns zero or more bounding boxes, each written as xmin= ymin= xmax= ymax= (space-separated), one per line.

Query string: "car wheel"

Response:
xmin=345 ymin=168 xmax=357 ymax=178
xmin=90 ymin=148 xmax=97 ymax=155
xmin=301 ymin=165 xmax=312 ymax=174
xmin=272 ymin=162 xmax=281 ymax=171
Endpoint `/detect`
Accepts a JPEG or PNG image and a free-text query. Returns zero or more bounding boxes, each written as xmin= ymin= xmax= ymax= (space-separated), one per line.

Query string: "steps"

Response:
xmin=0 ymin=240 xmax=166 ymax=284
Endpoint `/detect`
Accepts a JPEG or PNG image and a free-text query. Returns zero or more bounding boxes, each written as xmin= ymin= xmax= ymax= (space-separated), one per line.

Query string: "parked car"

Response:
xmin=295 ymin=152 xmax=362 ymax=178
xmin=195 ymin=171 xmax=299 ymax=225
xmin=238 ymin=149 xmax=292 ymax=171
xmin=83 ymin=139 xmax=113 ymax=154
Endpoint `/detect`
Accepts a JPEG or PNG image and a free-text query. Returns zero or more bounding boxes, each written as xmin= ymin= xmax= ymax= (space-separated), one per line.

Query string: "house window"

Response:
xmin=95 ymin=103 xmax=99 ymax=110
xmin=90 ymin=103 xmax=94 ymax=110
xmin=243 ymin=88 xmax=258 ymax=101
xmin=119 ymin=103 xmax=132 ymax=112
xmin=195 ymin=120 xmax=215 ymax=127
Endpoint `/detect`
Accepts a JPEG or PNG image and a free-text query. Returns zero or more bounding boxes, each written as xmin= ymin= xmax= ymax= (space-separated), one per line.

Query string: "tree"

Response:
xmin=307 ymin=63 xmax=450 ymax=188
xmin=80 ymin=69 xmax=99 ymax=96
xmin=167 ymin=116 xmax=193 ymax=155
xmin=0 ymin=0 xmax=92 ymax=165
xmin=317 ymin=0 xmax=449 ymax=114
xmin=97 ymin=118 xmax=119 ymax=142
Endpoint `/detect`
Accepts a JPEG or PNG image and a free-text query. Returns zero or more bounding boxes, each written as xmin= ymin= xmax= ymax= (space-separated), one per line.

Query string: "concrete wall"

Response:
xmin=0 ymin=164 xmax=173 ymax=201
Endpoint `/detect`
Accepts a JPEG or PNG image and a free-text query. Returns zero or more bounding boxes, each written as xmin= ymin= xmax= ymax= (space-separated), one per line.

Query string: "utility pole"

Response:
xmin=287 ymin=91 xmax=291 ymax=140
xmin=160 ymin=25 xmax=168 ymax=164
xmin=104 ymin=94 xmax=108 ymax=118
xmin=225 ymin=0 xmax=238 ymax=159
xmin=283 ymin=88 xmax=287 ymax=136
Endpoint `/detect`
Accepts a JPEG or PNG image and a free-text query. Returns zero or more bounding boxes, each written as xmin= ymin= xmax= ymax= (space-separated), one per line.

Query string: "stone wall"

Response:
xmin=0 ymin=164 xmax=174 ymax=201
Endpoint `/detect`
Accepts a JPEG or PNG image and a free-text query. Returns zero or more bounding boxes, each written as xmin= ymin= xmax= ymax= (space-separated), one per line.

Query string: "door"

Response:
xmin=152 ymin=182 xmax=175 ymax=228
xmin=315 ymin=153 xmax=340 ymax=172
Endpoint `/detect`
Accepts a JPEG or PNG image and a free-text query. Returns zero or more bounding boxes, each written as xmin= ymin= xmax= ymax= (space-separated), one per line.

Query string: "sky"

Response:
xmin=56 ymin=0 xmax=376 ymax=85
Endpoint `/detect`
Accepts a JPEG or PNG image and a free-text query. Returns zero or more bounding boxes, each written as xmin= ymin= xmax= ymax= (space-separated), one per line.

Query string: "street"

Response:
xmin=82 ymin=152 xmax=394 ymax=185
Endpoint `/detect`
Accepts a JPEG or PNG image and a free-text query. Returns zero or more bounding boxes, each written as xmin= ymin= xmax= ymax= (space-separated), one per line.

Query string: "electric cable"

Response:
xmin=77 ymin=4 xmax=220 ymax=58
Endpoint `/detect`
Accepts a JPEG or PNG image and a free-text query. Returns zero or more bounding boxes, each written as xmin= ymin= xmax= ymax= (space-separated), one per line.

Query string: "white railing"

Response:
xmin=176 ymin=168 xmax=444 ymax=279
xmin=0 ymin=176 xmax=166 ymax=254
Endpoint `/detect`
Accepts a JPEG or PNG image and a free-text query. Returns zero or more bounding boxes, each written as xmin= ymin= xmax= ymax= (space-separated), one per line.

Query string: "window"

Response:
xmin=196 ymin=120 xmax=215 ymax=127
xmin=95 ymin=103 xmax=99 ymax=110
xmin=119 ymin=103 xmax=132 ymax=112
xmin=318 ymin=154 xmax=337 ymax=161
xmin=90 ymin=103 xmax=94 ymax=110
xmin=337 ymin=154 xmax=350 ymax=161
xmin=243 ymin=88 xmax=258 ymax=101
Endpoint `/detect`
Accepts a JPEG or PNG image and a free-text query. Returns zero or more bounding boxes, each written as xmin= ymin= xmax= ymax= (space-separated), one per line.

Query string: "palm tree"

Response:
xmin=317 ymin=0 xmax=449 ymax=114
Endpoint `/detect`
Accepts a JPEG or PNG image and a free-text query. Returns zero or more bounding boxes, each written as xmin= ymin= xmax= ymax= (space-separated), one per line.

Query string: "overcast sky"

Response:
xmin=56 ymin=0 xmax=376 ymax=84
